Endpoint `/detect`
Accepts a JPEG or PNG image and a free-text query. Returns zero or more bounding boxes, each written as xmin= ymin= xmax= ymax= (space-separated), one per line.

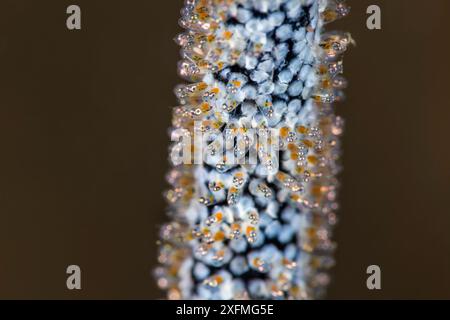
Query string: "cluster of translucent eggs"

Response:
xmin=156 ymin=0 xmax=351 ymax=300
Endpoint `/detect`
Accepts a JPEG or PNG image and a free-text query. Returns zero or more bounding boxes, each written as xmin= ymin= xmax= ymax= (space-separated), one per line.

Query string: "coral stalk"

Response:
xmin=156 ymin=0 xmax=351 ymax=300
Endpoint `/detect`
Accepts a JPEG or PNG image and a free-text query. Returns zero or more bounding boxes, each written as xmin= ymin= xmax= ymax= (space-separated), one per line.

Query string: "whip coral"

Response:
xmin=156 ymin=0 xmax=351 ymax=300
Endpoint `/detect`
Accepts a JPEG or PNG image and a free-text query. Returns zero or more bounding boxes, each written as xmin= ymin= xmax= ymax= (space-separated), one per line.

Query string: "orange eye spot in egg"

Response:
xmin=306 ymin=227 xmax=317 ymax=238
xmin=231 ymin=223 xmax=240 ymax=231
xmin=200 ymin=102 xmax=211 ymax=112
xmin=179 ymin=177 xmax=192 ymax=187
xmin=297 ymin=126 xmax=308 ymax=134
xmin=287 ymin=143 xmax=297 ymax=151
xmin=216 ymin=250 xmax=225 ymax=257
xmin=290 ymin=286 xmax=300 ymax=295
xmin=291 ymin=194 xmax=300 ymax=201
xmin=198 ymin=12 xmax=209 ymax=20
xmin=246 ymin=226 xmax=255 ymax=236
xmin=322 ymin=9 xmax=338 ymax=21
xmin=231 ymin=80 xmax=241 ymax=87
xmin=310 ymin=257 xmax=320 ymax=268
xmin=197 ymin=82 xmax=208 ymax=91
xmin=186 ymin=232 xmax=194 ymax=241
xmin=280 ymin=127 xmax=289 ymax=138
xmin=311 ymin=186 xmax=322 ymax=197
xmin=168 ymin=266 xmax=179 ymax=276
xmin=295 ymin=166 xmax=304 ymax=174
xmin=275 ymin=172 xmax=284 ymax=181
xmin=319 ymin=65 xmax=328 ymax=74
xmin=253 ymin=258 xmax=262 ymax=266
xmin=223 ymin=31 xmax=233 ymax=40
xmin=214 ymin=231 xmax=225 ymax=241
xmin=193 ymin=55 xmax=204 ymax=63
xmin=313 ymin=95 xmax=323 ymax=103
xmin=302 ymin=139 xmax=314 ymax=148
xmin=307 ymin=155 xmax=318 ymax=165
xmin=219 ymin=12 xmax=226 ymax=21
xmin=198 ymin=60 xmax=208 ymax=68
xmin=322 ymin=79 xmax=332 ymax=88
xmin=210 ymin=87 xmax=220 ymax=94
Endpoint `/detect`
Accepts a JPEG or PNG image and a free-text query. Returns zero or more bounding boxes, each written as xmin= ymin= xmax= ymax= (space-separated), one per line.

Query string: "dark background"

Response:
xmin=0 ymin=0 xmax=449 ymax=299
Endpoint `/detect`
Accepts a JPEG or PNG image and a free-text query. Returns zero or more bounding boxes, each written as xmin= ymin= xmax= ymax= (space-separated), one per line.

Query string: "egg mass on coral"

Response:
xmin=156 ymin=0 xmax=351 ymax=300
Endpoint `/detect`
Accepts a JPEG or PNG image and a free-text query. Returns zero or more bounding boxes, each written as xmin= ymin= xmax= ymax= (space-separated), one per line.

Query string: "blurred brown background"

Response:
xmin=0 ymin=0 xmax=449 ymax=299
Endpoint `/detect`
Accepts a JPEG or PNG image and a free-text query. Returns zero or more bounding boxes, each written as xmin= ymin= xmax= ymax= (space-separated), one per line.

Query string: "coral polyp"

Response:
xmin=156 ymin=0 xmax=351 ymax=300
